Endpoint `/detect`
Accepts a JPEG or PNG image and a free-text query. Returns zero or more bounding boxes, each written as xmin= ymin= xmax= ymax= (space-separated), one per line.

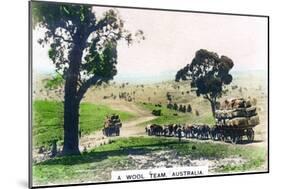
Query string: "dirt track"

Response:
xmin=79 ymin=101 xmax=156 ymax=150
xmin=79 ymin=115 xmax=156 ymax=150
xmin=79 ymin=100 xmax=267 ymax=151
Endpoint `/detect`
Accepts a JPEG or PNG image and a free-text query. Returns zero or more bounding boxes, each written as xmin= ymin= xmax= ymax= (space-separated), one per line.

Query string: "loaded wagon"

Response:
xmin=102 ymin=114 xmax=122 ymax=137
xmin=212 ymin=98 xmax=259 ymax=144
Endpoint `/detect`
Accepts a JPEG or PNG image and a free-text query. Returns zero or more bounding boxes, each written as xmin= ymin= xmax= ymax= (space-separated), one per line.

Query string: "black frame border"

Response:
xmin=28 ymin=0 xmax=270 ymax=188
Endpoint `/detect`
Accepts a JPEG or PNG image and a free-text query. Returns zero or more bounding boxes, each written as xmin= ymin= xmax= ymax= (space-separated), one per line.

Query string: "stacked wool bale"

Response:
xmin=215 ymin=98 xmax=259 ymax=127
xmin=105 ymin=114 xmax=122 ymax=128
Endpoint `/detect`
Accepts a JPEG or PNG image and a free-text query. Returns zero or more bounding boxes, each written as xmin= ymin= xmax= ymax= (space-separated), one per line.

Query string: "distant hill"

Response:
xmin=33 ymin=68 xmax=267 ymax=86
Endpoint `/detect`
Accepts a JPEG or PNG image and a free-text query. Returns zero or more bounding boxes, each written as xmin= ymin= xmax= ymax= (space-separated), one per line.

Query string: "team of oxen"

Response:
xmin=145 ymin=123 xmax=220 ymax=141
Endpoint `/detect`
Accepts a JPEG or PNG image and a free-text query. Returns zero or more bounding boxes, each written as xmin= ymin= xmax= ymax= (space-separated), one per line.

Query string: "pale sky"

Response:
xmin=33 ymin=6 xmax=268 ymax=83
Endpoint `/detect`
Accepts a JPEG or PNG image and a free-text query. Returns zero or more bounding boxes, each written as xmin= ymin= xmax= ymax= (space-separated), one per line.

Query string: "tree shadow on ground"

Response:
xmin=37 ymin=140 xmax=185 ymax=166
xmin=238 ymin=139 xmax=264 ymax=145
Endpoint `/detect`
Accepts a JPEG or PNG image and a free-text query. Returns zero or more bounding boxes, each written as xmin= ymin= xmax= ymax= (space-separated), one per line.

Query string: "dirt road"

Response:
xmin=79 ymin=101 xmax=156 ymax=151
xmin=80 ymin=99 xmax=267 ymax=150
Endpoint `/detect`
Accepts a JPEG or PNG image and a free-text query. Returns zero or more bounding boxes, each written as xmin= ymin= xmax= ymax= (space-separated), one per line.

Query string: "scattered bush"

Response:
xmin=187 ymin=104 xmax=192 ymax=112
xmin=173 ymin=103 xmax=178 ymax=111
xmin=152 ymin=109 xmax=161 ymax=116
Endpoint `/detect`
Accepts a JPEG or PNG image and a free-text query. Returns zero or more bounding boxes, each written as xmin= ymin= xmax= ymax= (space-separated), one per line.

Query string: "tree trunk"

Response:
xmin=62 ymin=91 xmax=80 ymax=155
xmin=210 ymin=100 xmax=216 ymax=118
xmin=62 ymin=36 xmax=84 ymax=156
xmin=205 ymin=95 xmax=217 ymax=118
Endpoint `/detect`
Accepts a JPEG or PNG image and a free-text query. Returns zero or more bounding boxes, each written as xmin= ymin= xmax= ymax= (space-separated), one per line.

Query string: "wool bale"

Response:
xmin=248 ymin=115 xmax=260 ymax=126
xmin=215 ymin=110 xmax=221 ymax=119
xmin=232 ymin=109 xmax=247 ymax=117
xmin=215 ymin=98 xmax=259 ymax=127
xmin=246 ymin=107 xmax=257 ymax=117
xmin=245 ymin=100 xmax=252 ymax=108
xmin=230 ymin=117 xmax=248 ymax=127
xmin=226 ymin=110 xmax=234 ymax=118
xmin=216 ymin=110 xmax=231 ymax=119
xmin=220 ymin=99 xmax=231 ymax=110
xmin=225 ymin=119 xmax=232 ymax=126
xmin=231 ymin=98 xmax=246 ymax=109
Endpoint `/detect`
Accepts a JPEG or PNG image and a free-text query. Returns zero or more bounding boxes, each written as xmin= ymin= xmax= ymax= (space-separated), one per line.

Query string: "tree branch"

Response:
xmin=53 ymin=33 xmax=74 ymax=43
xmin=76 ymin=75 xmax=109 ymax=102
xmin=203 ymin=94 xmax=211 ymax=102
xmin=204 ymin=94 xmax=217 ymax=106
xmin=49 ymin=28 xmax=74 ymax=43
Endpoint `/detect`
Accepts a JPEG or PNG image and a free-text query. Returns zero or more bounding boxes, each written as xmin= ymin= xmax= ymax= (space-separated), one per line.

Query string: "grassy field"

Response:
xmin=33 ymin=100 xmax=136 ymax=148
xmin=33 ymin=136 xmax=266 ymax=186
xmin=136 ymin=102 xmax=215 ymax=126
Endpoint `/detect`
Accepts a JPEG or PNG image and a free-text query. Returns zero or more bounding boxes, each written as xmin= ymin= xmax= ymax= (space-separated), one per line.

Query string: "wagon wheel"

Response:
xmin=214 ymin=133 xmax=219 ymax=141
xmin=230 ymin=134 xmax=238 ymax=144
xmin=219 ymin=134 xmax=225 ymax=142
xmin=247 ymin=128 xmax=255 ymax=142
xmin=237 ymin=135 xmax=243 ymax=143
xmin=107 ymin=130 xmax=110 ymax=137
xmin=210 ymin=133 xmax=214 ymax=140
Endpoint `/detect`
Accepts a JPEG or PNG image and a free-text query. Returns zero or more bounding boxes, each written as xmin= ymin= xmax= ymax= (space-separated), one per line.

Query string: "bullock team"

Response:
xmin=145 ymin=123 xmax=255 ymax=144
xmin=145 ymin=123 xmax=213 ymax=140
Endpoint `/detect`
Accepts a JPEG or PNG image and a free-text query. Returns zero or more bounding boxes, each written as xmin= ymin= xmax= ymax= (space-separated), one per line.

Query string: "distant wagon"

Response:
xmin=102 ymin=114 xmax=122 ymax=137
xmin=212 ymin=98 xmax=259 ymax=144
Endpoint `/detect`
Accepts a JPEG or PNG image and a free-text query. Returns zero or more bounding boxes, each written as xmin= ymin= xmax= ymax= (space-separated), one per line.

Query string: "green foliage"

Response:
xmin=82 ymin=41 xmax=118 ymax=79
xmin=175 ymin=49 xmax=234 ymax=116
xmin=176 ymin=49 xmax=234 ymax=99
xmin=43 ymin=74 xmax=64 ymax=90
xmin=32 ymin=2 xmax=96 ymax=33
xmin=33 ymin=137 xmax=266 ymax=185
xmin=32 ymin=1 xmax=144 ymax=85
xmin=33 ymin=100 xmax=136 ymax=147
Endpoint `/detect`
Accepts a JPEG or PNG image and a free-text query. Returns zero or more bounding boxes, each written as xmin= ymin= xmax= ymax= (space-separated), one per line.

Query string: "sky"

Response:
xmin=33 ymin=6 xmax=268 ymax=83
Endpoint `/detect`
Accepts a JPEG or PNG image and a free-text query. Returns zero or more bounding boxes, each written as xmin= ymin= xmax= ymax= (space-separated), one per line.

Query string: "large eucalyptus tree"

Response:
xmin=32 ymin=2 xmax=143 ymax=155
xmin=175 ymin=49 xmax=234 ymax=117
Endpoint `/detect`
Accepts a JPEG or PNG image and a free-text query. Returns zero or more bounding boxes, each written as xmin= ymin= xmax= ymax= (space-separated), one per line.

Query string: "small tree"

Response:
xmin=187 ymin=104 xmax=192 ymax=112
xmin=173 ymin=103 xmax=178 ymax=111
xmin=182 ymin=105 xmax=187 ymax=113
xmin=32 ymin=2 xmax=144 ymax=155
xmin=166 ymin=92 xmax=172 ymax=101
xmin=176 ymin=49 xmax=234 ymax=117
